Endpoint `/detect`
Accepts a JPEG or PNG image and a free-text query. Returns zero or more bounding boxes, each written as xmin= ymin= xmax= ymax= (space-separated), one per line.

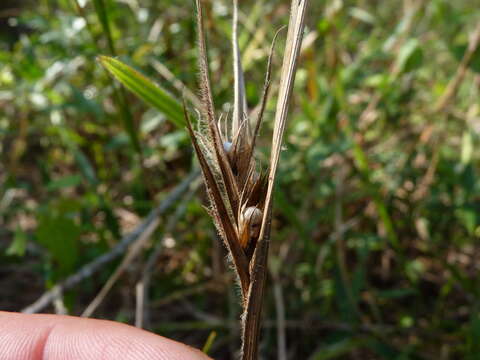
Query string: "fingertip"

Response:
xmin=0 ymin=312 xmax=212 ymax=360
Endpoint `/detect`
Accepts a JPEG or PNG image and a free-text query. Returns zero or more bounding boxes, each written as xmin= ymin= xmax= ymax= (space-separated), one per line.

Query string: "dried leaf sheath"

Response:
xmin=184 ymin=107 xmax=250 ymax=297
xmin=195 ymin=0 xmax=241 ymax=219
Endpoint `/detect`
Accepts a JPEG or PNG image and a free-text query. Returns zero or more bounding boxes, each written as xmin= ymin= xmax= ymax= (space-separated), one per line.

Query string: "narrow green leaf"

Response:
xmin=202 ymin=331 xmax=217 ymax=355
xmin=99 ymin=56 xmax=185 ymax=128
xmin=92 ymin=0 xmax=116 ymax=55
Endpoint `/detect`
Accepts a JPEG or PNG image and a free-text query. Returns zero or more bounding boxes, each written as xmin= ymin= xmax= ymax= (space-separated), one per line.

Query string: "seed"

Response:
xmin=239 ymin=206 xmax=263 ymax=249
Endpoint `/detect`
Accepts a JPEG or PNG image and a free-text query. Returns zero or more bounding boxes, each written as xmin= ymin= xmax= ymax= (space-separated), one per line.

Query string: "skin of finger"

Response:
xmin=0 ymin=312 xmax=212 ymax=360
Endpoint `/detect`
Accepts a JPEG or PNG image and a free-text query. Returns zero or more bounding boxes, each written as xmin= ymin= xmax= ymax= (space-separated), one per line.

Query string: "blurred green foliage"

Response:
xmin=2 ymin=0 xmax=480 ymax=358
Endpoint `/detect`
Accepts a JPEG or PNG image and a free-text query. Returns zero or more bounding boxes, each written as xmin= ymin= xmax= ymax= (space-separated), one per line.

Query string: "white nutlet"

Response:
xmin=239 ymin=206 xmax=263 ymax=248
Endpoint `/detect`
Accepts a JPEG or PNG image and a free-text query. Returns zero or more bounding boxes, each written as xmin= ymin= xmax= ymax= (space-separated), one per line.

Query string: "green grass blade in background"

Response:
xmin=92 ymin=0 xmax=116 ymax=55
xmin=202 ymin=331 xmax=217 ymax=355
xmin=91 ymin=0 xmax=141 ymax=152
xmin=99 ymin=56 xmax=185 ymax=128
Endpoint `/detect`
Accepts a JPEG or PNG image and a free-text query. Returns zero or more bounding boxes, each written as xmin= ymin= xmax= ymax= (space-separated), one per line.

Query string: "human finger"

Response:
xmin=0 ymin=311 xmax=212 ymax=360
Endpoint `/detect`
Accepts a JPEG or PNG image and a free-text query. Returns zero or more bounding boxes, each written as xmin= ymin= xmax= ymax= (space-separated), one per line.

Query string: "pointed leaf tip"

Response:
xmin=99 ymin=56 xmax=185 ymax=128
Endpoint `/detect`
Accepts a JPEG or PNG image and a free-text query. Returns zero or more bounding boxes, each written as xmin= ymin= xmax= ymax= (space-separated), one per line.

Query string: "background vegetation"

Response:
xmin=2 ymin=0 xmax=480 ymax=358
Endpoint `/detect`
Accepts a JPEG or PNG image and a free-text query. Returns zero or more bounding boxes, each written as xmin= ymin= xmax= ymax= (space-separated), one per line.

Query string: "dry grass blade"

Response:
xmin=246 ymin=27 xmax=286 ymax=172
xmin=241 ymin=1 xmax=309 ymax=359
xmin=195 ymin=0 xmax=215 ymax=123
xmin=267 ymin=0 xmax=309 ymax=196
xmin=196 ymin=0 xmax=241 ymax=219
xmin=184 ymin=106 xmax=250 ymax=297
xmin=230 ymin=27 xmax=283 ymax=195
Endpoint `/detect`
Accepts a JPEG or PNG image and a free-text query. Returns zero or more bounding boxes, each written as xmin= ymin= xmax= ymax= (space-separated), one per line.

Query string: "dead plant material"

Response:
xmin=186 ymin=0 xmax=309 ymax=358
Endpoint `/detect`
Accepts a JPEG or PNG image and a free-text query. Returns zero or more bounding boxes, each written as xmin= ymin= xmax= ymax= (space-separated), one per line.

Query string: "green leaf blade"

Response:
xmin=98 ymin=56 xmax=185 ymax=128
xmin=92 ymin=0 xmax=116 ymax=55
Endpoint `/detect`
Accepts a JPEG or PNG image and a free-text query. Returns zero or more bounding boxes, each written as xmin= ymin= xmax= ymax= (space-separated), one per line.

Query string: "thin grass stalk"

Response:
xmin=241 ymin=1 xmax=309 ymax=358
xmin=232 ymin=0 xmax=248 ymax=140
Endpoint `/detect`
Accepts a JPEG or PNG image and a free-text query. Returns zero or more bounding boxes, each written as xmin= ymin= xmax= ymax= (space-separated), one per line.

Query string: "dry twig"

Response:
xmin=433 ymin=23 xmax=480 ymax=113
xmin=135 ymin=183 xmax=199 ymax=328
xmin=21 ymin=170 xmax=199 ymax=314
xmin=81 ymin=217 xmax=160 ymax=318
